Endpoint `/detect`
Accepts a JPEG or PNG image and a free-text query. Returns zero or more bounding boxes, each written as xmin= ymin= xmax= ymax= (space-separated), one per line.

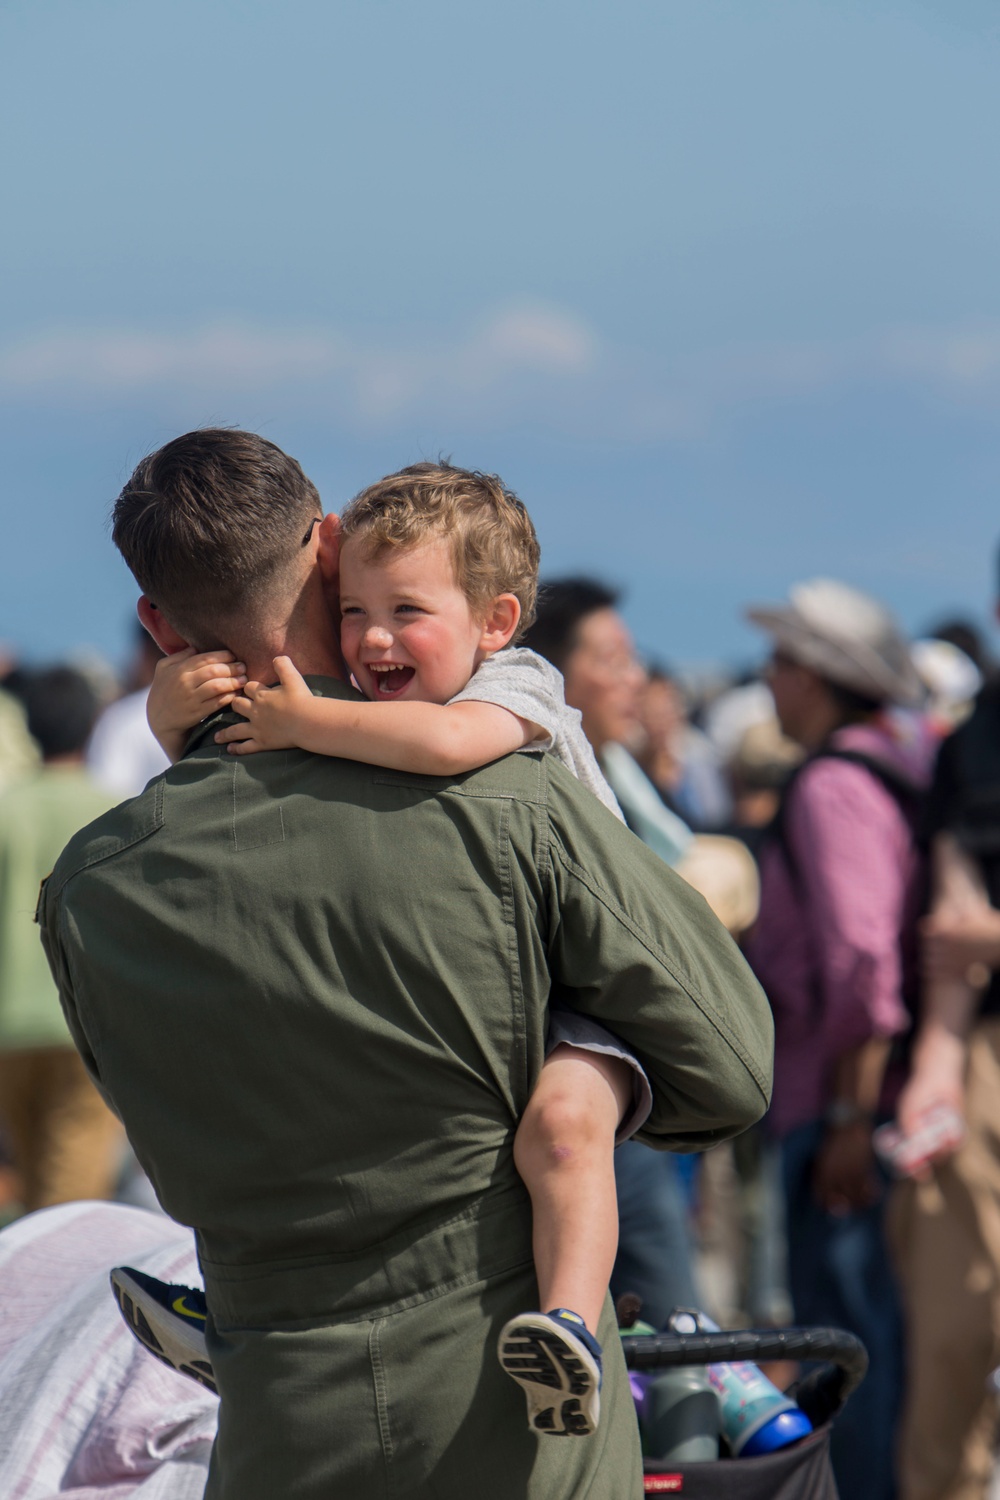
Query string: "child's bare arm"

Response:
xmin=215 ymin=655 xmax=540 ymax=773
xmin=147 ymin=648 xmax=248 ymax=762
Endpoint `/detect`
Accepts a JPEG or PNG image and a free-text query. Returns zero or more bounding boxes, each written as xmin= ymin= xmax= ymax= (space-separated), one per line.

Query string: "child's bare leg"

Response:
xmin=512 ymin=1042 xmax=634 ymax=1333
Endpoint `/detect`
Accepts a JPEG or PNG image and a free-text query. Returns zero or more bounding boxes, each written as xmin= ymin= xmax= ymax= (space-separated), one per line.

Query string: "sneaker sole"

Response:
xmin=110 ymin=1268 xmax=218 ymax=1396
xmin=497 ymin=1314 xmax=601 ymax=1436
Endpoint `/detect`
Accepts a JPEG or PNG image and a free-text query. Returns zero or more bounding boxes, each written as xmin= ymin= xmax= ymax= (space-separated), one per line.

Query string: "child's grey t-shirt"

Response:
xmin=450 ymin=647 xmax=624 ymax=821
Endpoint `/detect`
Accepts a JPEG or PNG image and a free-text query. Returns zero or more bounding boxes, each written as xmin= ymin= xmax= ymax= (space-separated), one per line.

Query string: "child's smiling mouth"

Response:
xmin=368 ymin=664 xmax=416 ymax=697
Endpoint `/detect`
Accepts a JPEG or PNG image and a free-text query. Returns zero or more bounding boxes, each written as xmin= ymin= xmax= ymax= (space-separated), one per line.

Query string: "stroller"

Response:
xmin=620 ymin=1323 xmax=868 ymax=1499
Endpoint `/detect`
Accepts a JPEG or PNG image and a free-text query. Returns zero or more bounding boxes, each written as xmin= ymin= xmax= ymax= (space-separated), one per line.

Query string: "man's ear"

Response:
xmin=316 ymin=513 xmax=342 ymax=586
xmin=478 ymin=594 xmax=522 ymax=657
xmin=137 ymin=597 xmax=190 ymax=656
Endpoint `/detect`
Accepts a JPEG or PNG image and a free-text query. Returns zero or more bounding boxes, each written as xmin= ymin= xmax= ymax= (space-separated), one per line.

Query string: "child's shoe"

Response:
xmin=110 ymin=1265 xmax=217 ymax=1395
xmin=497 ymin=1307 xmax=602 ymax=1436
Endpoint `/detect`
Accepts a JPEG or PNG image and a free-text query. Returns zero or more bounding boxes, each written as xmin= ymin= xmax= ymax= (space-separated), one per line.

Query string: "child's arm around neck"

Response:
xmin=147 ymin=647 xmax=248 ymax=762
xmin=215 ymin=654 xmax=541 ymax=775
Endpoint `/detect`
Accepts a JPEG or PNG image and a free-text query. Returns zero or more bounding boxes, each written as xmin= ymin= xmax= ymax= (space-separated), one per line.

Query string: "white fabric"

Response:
xmin=451 ymin=647 xmax=623 ymax=819
xmin=87 ymin=690 xmax=170 ymax=798
xmin=0 ymin=1201 xmax=215 ymax=1499
xmin=703 ymin=681 xmax=776 ymax=766
xmin=911 ymin=638 xmax=982 ymax=724
xmin=599 ymin=742 xmax=694 ymax=868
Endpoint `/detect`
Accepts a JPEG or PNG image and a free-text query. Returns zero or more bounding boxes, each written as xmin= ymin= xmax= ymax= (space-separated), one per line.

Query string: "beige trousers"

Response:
xmin=892 ymin=1019 xmax=1000 ymax=1500
xmin=0 ymin=1046 xmax=123 ymax=1212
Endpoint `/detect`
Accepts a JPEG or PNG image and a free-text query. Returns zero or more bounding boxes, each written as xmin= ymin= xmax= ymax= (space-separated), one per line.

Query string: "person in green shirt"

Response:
xmin=0 ymin=667 xmax=122 ymax=1209
xmin=39 ymin=428 xmax=774 ymax=1500
xmin=0 ymin=683 xmax=38 ymax=791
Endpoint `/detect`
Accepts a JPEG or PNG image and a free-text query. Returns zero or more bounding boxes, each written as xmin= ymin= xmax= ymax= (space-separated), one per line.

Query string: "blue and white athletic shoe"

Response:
xmin=497 ymin=1307 xmax=603 ymax=1436
xmin=110 ymin=1265 xmax=217 ymax=1395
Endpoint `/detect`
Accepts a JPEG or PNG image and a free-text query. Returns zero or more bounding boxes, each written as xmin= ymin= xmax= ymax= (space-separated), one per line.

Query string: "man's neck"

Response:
xmin=224 ymin=585 xmax=346 ymax=685
xmin=238 ymin=639 xmax=345 ymax=686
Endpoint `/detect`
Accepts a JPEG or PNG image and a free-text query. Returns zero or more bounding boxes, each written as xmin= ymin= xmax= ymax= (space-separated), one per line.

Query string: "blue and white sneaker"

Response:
xmin=497 ymin=1307 xmax=603 ymax=1436
xmin=110 ymin=1265 xmax=217 ymax=1395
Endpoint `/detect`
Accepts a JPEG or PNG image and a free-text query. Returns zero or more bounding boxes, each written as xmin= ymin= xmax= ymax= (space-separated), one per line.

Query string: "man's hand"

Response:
xmin=147 ymin=648 xmax=247 ymax=762
xmin=921 ymin=907 xmax=1000 ymax=987
xmin=215 ymin=656 xmax=314 ymax=756
xmin=813 ymin=1121 xmax=881 ymax=1215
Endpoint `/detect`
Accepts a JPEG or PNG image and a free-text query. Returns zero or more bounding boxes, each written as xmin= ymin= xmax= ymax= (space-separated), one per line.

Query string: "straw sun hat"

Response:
xmin=746 ymin=578 xmax=923 ymax=708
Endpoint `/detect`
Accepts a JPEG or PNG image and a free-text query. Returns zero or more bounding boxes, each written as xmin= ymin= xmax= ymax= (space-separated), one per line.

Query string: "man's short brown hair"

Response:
xmin=112 ymin=428 xmax=321 ymax=642
xmin=341 ymin=462 xmax=540 ymax=639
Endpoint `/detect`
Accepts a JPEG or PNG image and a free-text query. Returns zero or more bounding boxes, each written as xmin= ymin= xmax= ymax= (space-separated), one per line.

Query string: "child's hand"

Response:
xmin=148 ymin=648 xmax=247 ymax=762
xmin=215 ymin=656 xmax=315 ymax=756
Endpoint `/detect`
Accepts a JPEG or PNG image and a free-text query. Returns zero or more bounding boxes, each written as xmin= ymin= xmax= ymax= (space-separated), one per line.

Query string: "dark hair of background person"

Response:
xmin=824 ymin=677 xmax=885 ymax=721
xmin=927 ymin=616 xmax=994 ymax=678
xmin=111 ymin=428 xmax=321 ymax=642
xmin=644 ymin=662 xmax=676 ymax=687
xmin=521 ymin=578 xmax=620 ymax=672
xmin=0 ymin=666 xmax=30 ymax=704
xmin=19 ymin=668 xmax=101 ymax=761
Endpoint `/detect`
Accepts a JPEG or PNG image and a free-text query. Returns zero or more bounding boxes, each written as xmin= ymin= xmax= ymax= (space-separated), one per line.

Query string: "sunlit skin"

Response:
xmin=766 ymin=650 xmax=844 ymax=752
xmin=561 ymin=608 xmax=645 ymax=753
xmin=339 ymin=535 xmax=500 ymax=705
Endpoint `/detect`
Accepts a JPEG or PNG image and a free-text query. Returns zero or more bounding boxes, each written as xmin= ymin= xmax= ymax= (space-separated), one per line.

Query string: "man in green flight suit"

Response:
xmin=39 ymin=428 xmax=773 ymax=1499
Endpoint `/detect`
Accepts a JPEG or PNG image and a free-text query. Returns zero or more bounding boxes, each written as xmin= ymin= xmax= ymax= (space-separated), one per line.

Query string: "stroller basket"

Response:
xmin=619 ymin=1325 xmax=868 ymax=1499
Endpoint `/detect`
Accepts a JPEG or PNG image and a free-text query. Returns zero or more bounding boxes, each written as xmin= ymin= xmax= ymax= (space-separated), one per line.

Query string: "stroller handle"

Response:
xmin=620 ymin=1325 xmax=869 ymax=1423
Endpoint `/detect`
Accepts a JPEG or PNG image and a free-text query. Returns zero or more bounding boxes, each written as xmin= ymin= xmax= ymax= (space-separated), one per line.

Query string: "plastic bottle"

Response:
xmin=640 ymin=1366 xmax=720 ymax=1462
xmin=620 ymin=1313 xmax=719 ymax=1459
xmin=668 ymin=1311 xmax=812 ymax=1457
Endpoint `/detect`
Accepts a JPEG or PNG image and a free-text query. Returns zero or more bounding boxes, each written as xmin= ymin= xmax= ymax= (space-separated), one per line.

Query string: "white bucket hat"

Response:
xmin=746 ymin=578 xmax=923 ymax=708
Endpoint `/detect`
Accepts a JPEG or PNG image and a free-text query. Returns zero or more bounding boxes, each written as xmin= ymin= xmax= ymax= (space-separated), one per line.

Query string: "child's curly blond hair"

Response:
xmin=340 ymin=461 xmax=540 ymax=640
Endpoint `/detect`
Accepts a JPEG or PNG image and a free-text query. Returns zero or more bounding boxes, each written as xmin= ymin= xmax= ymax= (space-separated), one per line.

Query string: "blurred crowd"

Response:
xmin=0 ymin=570 xmax=998 ymax=1500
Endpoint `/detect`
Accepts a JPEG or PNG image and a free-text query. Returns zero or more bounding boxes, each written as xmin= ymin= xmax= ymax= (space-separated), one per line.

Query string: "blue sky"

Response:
xmin=3 ymin=0 xmax=999 ymax=671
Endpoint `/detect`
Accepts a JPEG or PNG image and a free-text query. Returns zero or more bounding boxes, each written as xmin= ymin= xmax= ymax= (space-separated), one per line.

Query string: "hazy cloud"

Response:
xmin=0 ymin=325 xmax=339 ymax=390
xmin=2 ymin=308 xmax=1000 ymax=438
xmin=0 ymin=303 xmax=599 ymax=426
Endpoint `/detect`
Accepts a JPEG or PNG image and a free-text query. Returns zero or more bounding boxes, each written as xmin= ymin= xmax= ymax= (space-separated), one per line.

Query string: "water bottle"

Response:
xmin=669 ymin=1311 xmax=812 ymax=1457
xmin=620 ymin=1312 xmax=720 ymax=1461
xmin=640 ymin=1365 xmax=720 ymax=1462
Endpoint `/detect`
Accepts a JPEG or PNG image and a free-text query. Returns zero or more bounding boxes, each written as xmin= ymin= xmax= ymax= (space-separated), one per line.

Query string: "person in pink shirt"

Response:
xmin=744 ymin=578 xmax=932 ymax=1500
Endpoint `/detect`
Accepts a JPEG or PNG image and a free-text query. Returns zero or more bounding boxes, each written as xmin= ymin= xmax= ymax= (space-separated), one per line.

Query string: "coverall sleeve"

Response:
xmin=541 ymin=761 xmax=773 ymax=1151
xmin=35 ymin=877 xmax=122 ymax=1121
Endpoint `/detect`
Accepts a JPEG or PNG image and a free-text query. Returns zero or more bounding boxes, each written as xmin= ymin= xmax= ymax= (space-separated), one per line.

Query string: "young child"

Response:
xmin=115 ymin=462 xmax=652 ymax=1438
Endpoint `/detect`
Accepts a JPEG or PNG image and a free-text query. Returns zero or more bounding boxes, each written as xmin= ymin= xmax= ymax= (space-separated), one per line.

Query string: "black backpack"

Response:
xmin=941 ymin=684 xmax=1000 ymax=863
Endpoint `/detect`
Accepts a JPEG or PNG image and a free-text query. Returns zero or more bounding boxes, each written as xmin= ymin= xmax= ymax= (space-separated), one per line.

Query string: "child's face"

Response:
xmin=339 ymin=535 xmax=492 ymax=704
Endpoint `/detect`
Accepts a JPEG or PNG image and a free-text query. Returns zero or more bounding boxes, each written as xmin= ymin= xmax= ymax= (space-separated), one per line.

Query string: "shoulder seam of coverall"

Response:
xmin=42 ymin=778 xmax=165 ymax=905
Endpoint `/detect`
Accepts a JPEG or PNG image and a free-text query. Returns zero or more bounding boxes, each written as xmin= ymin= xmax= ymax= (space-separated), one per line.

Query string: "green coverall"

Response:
xmin=38 ymin=679 xmax=773 ymax=1499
